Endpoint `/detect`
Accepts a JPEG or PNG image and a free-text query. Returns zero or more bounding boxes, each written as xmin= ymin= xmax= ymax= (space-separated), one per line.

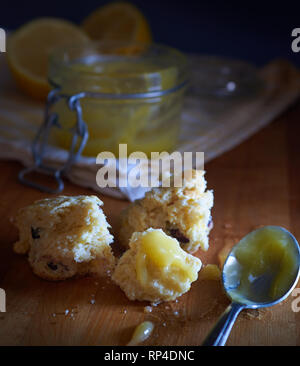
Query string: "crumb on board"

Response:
xmin=218 ymin=245 xmax=232 ymax=268
xmin=242 ymin=308 xmax=267 ymax=320
xmin=144 ymin=306 xmax=153 ymax=313
xmin=199 ymin=264 xmax=221 ymax=281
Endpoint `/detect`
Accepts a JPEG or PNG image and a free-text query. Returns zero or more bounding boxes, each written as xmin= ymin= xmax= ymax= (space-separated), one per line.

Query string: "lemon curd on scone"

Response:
xmin=119 ymin=170 xmax=213 ymax=253
xmin=13 ymin=195 xmax=115 ymax=280
xmin=112 ymin=229 xmax=202 ymax=303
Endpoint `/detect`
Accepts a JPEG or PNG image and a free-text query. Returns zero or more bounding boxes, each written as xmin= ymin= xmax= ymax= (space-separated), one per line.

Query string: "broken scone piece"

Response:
xmin=13 ymin=195 xmax=115 ymax=281
xmin=119 ymin=169 xmax=213 ymax=253
xmin=112 ymin=228 xmax=202 ymax=303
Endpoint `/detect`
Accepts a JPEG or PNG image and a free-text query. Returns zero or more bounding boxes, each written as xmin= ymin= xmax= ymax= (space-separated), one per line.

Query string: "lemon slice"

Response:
xmin=7 ymin=18 xmax=89 ymax=101
xmin=81 ymin=2 xmax=152 ymax=43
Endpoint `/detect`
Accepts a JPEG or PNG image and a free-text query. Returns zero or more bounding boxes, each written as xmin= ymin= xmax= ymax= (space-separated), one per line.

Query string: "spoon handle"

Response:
xmin=202 ymin=302 xmax=244 ymax=346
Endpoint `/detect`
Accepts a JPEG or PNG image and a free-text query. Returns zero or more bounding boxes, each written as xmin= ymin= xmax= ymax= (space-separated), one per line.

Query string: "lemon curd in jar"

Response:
xmin=48 ymin=42 xmax=187 ymax=157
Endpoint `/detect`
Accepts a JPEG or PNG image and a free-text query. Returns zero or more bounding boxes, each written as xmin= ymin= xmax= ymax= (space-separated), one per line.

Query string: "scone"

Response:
xmin=119 ymin=169 xmax=213 ymax=253
xmin=13 ymin=195 xmax=115 ymax=280
xmin=112 ymin=228 xmax=202 ymax=303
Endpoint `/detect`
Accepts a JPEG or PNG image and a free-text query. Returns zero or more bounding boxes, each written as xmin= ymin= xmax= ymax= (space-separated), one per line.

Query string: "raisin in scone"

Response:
xmin=13 ymin=195 xmax=115 ymax=281
xmin=119 ymin=170 xmax=213 ymax=253
xmin=112 ymin=228 xmax=202 ymax=303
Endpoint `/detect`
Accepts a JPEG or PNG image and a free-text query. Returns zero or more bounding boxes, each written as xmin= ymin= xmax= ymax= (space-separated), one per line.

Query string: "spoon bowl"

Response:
xmin=202 ymin=226 xmax=300 ymax=346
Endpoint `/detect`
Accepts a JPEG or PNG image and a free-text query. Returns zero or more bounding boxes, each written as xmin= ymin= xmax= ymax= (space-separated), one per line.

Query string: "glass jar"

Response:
xmin=48 ymin=41 xmax=188 ymax=157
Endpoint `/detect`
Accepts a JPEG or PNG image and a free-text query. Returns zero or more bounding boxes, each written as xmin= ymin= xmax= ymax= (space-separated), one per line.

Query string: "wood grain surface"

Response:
xmin=0 ymin=101 xmax=300 ymax=346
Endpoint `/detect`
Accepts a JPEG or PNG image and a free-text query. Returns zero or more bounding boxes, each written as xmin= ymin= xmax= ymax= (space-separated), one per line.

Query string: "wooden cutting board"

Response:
xmin=0 ymin=101 xmax=300 ymax=346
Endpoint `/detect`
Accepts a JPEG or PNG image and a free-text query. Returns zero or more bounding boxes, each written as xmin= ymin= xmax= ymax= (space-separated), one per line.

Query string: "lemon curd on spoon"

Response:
xmin=228 ymin=226 xmax=299 ymax=303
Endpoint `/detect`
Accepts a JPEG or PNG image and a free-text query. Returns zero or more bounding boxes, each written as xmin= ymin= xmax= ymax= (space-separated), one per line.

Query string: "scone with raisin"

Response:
xmin=119 ymin=170 xmax=213 ymax=253
xmin=13 ymin=195 xmax=115 ymax=281
xmin=112 ymin=228 xmax=202 ymax=303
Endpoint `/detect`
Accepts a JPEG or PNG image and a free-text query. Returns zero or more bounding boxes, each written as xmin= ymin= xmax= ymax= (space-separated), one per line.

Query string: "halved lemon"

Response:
xmin=81 ymin=2 xmax=152 ymax=43
xmin=7 ymin=18 xmax=89 ymax=101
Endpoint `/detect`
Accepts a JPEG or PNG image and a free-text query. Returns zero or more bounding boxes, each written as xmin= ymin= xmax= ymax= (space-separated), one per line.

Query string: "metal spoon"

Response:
xmin=202 ymin=226 xmax=300 ymax=346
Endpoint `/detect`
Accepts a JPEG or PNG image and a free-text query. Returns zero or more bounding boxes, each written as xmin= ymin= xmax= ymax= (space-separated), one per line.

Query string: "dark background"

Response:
xmin=1 ymin=0 xmax=299 ymax=66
